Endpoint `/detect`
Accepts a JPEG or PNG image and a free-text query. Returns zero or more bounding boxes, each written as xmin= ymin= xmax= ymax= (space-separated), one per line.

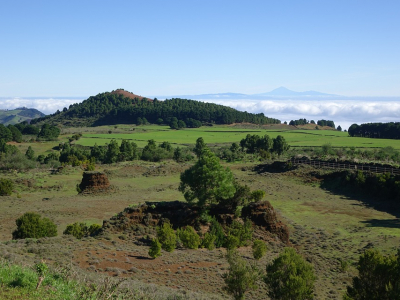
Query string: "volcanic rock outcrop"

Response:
xmin=241 ymin=201 xmax=289 ymax=244
xmin=78 ymin=171 xmax=111 ymax=194
xmin=103 ymin=200 xmax=289 ymax=244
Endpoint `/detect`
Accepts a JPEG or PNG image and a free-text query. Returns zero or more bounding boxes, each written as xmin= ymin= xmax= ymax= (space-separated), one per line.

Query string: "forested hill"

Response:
xmin=30 ymin=89 xmax=281 ymax=127
xmin=0 ymin=107 xmax=45 ymax=125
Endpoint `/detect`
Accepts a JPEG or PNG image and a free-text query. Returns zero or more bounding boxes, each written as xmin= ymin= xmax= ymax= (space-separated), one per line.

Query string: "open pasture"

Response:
xmin=71 ymin=124 xmax=400 ymax=150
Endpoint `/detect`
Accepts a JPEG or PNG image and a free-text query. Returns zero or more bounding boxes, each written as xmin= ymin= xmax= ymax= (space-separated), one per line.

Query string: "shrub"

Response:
xmin=12 ymin=212 xmax=57 ymax=239
xmin=224 ymin=234 xmax=240 ymax=250
xmin=63 ymin=222 xmax=87 ymax=239
xmin=201 ymin=232 xmax=216 ymax=250
xmin=157 ymin=222 xmax=177 ymax=252
xmin=148 ymin=238 xmax=162 ymax=259
xmin=252 ymin=240 xmax=267 ymax=260
xmin=265 ymin=247 xmax=316 ymax=300
xmin=177 ymin=226 xmax=201 ymax=249
xmin=223 ymin=250 xmax=259 ymax=300
xmin=63 ymin=222 xmax=102 ymax=239
xmin=226 ymin=219 xmax=253 ymax=247
xmin=209 ymin=217 xmax=225 ymax=248
xmin=0 ymin=178 xmax=14 ymax=196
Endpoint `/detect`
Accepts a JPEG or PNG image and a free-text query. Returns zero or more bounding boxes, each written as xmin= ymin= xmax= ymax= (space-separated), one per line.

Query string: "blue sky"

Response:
xmin=1 ymin=0 xmax=399 ymax=97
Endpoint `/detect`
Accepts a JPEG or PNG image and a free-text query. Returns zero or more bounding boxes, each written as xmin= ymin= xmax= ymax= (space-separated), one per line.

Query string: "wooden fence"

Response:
xmin=289 ymin=159 xmax=400 ymax=175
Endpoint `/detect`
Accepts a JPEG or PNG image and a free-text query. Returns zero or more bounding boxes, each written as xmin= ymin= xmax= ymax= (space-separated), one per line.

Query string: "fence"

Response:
xmin=289 ymin=159 xmax=400 ymax=175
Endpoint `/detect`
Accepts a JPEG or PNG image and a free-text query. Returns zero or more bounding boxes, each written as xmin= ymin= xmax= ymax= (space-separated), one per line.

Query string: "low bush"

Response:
xmin=148 ymin=238 xmax=162 ymax=259
xmin=12 ymin=212 xmax=57 ymax=239
xmin=202 ymin=232 xmax=216 ymax=250
xmin=157 ymin=222 xmax=177 ymax=252
xmin=177 ymin=226 xmax=201 ymax=249
xmin=0 ymin=178 xmax=14 ymax=196
xmin=252 ymin=240 xmax=267 ymax=260
xmin=63 ymin=222 xmax=101 ymax=239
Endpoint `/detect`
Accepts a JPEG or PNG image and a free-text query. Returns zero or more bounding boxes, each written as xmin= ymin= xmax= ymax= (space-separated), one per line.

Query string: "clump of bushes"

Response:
xmin=0 ymin=178 xmax=14 ymax=196
xmin=177 ymin=226 xmax=201 ymax=249
xmin=63 ymin=222 xmax=102 ymax=239
xmin=12 ymin=212 xmax=57 ymax=239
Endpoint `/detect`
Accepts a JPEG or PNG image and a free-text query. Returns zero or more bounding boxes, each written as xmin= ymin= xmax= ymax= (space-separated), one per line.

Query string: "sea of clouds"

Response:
xmin=1 ymin=97 xmax=399 ymax=130
xmin=200 ymin=98 xmax=400 ymax=130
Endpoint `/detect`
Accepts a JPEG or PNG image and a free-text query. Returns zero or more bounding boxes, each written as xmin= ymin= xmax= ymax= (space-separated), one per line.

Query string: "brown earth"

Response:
xmin=79 ymin=171 xmax=111 ymax=194
xmin=110 ymin=89 xmax=153 ymax=102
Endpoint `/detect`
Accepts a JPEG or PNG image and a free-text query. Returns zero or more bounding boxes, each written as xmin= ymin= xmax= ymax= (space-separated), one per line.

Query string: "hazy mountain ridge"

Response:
xmin=151 ymin=87 xmax=342 ymax=100
xmin=0 ymin=107 xmax=45 ymax=125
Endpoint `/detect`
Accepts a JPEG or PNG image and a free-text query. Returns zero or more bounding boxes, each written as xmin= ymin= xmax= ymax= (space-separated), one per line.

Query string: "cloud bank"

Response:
xmin=0 ymin=97 xmax=85 ymax=115
xmin=197 ymin=98 xmax=400 ymax=130
xmin=1 ymin=97 xmax=399 ymax=130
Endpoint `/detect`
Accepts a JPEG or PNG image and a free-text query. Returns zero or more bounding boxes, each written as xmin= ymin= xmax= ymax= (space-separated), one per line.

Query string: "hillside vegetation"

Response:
xmin=30 ymin=89 xmax=280 ymax=127
xmin=0 ymin=107 xmax=45 ymax=125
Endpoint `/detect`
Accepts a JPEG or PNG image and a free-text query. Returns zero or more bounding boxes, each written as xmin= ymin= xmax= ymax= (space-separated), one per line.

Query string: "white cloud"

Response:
xmin=0 ymin=97 xmax=84 ymax=115
xmin=198 ymin=98 xmax=400 ymax=130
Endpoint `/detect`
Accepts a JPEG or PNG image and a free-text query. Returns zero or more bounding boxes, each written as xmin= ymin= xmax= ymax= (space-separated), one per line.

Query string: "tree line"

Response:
xmin=348 ymin=122 xmax=400 ymax=139
xmin=287 ymin=118 xmax=336 ymax=129
xmin=0 ymin=122 xmax=60 ymax=143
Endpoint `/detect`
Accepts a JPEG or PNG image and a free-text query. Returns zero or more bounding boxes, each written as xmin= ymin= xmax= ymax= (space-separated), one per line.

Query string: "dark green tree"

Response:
xmin=193 ymin=137 xmax=207 ymax=158
xmin=119 ymin=139 xmax=137 ymax=161
xmin=344 ymin=249 xmax=400 ymax=300
xmin=0 ymin=124 xmax=13 ymax=142
xmin=25 ymin=146 xmax=35 ymax=160
xmin=90 ymin=143 xmax=106 ymax=162
xmin=37 ymin=124 xmax=60 ymax=141
xmin=273 ymin=135 xmax=290 ymax=156
xmin=179 ymin=149 xmax=236 ymax=207
xmin=7 ymin=125 xmax=22 ymax=142
xmin=0 ymin=178 xmax=14 ymax=196
xmin=105 ymin=139 xmax=120 ymax=163
xmin=265 ymin=247 xmax=316 ymax=300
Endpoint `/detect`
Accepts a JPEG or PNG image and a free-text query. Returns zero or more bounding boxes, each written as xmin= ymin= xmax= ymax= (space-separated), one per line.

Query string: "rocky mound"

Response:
xmin=78 ymin=171 xmax=111 ymax=194
xmin=102 ymin=200 xmax=289 ymax=244
xmin=242 ymin=201 xmax=289 ymax=244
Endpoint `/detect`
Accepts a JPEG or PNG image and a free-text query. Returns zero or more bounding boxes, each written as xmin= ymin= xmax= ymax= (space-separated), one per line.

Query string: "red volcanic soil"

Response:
xmin=110 ymin=89 xmax=153 ymax=102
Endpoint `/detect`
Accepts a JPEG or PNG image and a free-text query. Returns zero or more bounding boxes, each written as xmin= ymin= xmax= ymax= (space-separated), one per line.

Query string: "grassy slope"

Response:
xmin=0 ymin=109 xmax=45 ymax=125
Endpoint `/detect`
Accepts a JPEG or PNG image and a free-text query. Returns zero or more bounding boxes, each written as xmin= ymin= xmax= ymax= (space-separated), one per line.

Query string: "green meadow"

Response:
xmin=72 ymin=125 xmax=400 ymax=150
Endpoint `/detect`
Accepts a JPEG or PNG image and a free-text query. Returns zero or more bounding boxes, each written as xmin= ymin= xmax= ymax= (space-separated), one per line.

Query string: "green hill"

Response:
xmin=31 ymin=89 xmax=281 ymax=127
xmin=0 ymin=107 xmax=45 ymax=125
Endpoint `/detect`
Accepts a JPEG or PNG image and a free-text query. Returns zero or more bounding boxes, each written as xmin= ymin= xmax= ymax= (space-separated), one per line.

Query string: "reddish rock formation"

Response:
xmin=79 ymin=171 xmax=111 ymax=194
xmin=242 ymin=201 xmax=289 ymax=244
xmin=103 ymin=200 xmax=289 ymax=244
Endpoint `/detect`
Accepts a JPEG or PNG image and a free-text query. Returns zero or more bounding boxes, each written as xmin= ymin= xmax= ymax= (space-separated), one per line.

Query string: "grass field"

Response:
xmin=70 ymin=124 xmax=400 ymax=150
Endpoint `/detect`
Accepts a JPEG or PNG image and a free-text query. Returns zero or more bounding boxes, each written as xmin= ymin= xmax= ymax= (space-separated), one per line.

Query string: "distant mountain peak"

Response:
xmin=254 ymin=87 xmax=339 ymax=97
